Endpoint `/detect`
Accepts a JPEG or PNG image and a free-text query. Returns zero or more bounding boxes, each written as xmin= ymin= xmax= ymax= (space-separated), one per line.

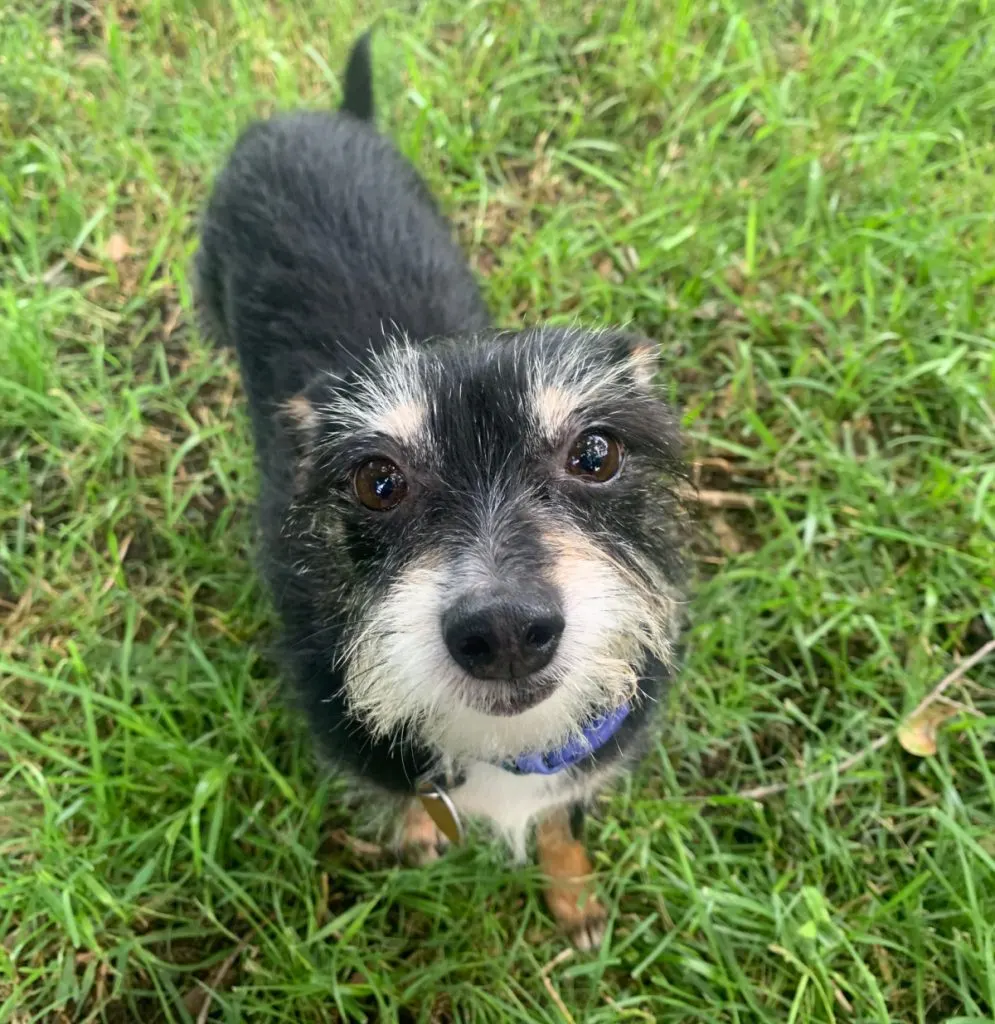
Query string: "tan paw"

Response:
xmin=397 ymin=800 xmax=450 ymax=866
xmin=565 ymin=897 xmax=607 ymax=951
xmin=545 ymin=882 xmax=607 ymax=950
xmin=537 ymin=807 xmax=607 ymax=951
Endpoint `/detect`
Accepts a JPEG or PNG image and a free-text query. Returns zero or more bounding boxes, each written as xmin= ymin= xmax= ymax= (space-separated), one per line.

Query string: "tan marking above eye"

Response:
xmin=536 ymin=385 xmax=582 ymax=437
xmin=371 ymin=401 xmax=427 ymax=444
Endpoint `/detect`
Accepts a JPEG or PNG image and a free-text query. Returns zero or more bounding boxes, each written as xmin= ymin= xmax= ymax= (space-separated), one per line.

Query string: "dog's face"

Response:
xmin=282 ymin=327 xmax=688 ymax=762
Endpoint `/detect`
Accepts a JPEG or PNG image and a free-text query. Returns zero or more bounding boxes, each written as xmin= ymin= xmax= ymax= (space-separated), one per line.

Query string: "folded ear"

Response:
xmin=280 ymin=393 xmax=320 ymax=443
xmin=277 ymin=386 xmax=325 ymax=493
xmin=610 ymin=331 xmax=660 ymax=389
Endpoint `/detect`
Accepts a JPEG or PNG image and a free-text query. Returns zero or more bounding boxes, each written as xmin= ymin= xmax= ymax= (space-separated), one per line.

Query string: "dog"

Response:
xmin=196 ymin=32 xmax=689 ymax=949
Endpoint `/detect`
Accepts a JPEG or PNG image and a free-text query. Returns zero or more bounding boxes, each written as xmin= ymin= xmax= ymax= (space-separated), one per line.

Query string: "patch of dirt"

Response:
xmin=52 ymin=0 xmax=105 ymax=42
xmin=99 ymin=942 xmax=244 ymax=1024
xmin=52 ymin=1 xmax=138 ymax=43
xmin=934 ymin=614 xmax=995 ymax=658
xmin=400 ymin=996 xmax=453 ymax=1024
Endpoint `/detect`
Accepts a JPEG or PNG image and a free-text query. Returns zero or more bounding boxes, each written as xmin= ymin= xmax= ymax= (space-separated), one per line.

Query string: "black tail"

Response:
xmin=341 ymin=31 xmax=374 ymax=121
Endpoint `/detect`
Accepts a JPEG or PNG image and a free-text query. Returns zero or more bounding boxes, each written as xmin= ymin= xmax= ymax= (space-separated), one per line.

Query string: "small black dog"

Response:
xmin=197 ymin=34 xmax=688 ymax=948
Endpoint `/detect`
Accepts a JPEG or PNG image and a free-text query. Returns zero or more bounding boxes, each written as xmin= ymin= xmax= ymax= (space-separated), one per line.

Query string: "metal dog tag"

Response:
xmin=417 ymin=780 xmax=465 ymax=844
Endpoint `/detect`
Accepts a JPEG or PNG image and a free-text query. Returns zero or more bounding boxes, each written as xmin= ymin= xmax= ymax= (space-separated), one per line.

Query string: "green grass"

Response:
xmin=2 ymin=0 xmax=994 ymax=1020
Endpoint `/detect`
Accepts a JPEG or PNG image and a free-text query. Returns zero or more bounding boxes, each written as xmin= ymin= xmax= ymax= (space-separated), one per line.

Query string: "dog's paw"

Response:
xmin=564 ymin=898 xmax=607 ymax=951
xmin=546 ymin=886 xmax=607 ymax=951
xmin=537 ymin=808 xmax=607 ymax=952
xmin=400 ymin=830 xmax=450 ymax=866
xmin=397 ymin=801 xmax=450 ymax=866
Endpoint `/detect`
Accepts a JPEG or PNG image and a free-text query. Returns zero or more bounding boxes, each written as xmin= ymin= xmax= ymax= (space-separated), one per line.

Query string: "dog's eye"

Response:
xmin=565 ymin=432 xmax=623 ymax=483
xmin=353 ymin=458 xmax=409 ymax=511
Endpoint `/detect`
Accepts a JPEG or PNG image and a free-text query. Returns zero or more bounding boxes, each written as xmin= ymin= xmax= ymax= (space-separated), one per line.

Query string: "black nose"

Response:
xmin=442 ymin=591 xmax=565 ymax=681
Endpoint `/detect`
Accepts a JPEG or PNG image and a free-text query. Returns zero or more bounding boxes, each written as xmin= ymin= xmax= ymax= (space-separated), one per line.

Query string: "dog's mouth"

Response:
xmin=457 ymin=673 xmax=560 ymax=716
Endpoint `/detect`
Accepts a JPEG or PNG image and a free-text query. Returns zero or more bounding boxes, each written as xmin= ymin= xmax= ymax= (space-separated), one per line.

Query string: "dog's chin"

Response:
xmin=458 ymin=675 xmax=560 ymax=717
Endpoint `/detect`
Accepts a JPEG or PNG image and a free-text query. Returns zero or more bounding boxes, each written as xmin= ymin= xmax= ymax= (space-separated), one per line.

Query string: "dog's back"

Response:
xmin=196 ymin=35 xmax=689 ymax=948
xmin=196 ymin=35 xmax=490 ymax=442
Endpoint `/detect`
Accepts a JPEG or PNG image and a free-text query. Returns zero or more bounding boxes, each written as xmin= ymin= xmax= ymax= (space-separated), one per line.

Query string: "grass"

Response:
xmin=2 ymin=0 xmax=994 ymax=1020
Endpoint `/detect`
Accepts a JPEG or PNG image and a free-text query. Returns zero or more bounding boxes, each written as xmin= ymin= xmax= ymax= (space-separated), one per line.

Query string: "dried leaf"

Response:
xmin=106 ymin=233 xmax=132 ymax=262
xmin=897 ymin=702 xmax=958 ymax=757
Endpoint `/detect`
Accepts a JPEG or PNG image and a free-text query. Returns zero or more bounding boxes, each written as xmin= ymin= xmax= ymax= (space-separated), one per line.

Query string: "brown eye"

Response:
xmin=353 ymin=459 xmax=409 ymax=511
xmin=565 ymin=432 xmax=623 ymax=483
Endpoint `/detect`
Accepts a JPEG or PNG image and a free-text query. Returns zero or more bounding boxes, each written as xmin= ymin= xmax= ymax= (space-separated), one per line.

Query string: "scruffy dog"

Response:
xmin=196 ymin=34 xmax=688 ymax=948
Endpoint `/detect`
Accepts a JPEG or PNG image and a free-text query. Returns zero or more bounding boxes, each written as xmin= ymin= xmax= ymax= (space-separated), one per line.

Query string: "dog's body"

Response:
xmin=197 ymin=35 xmax=688 ymax=947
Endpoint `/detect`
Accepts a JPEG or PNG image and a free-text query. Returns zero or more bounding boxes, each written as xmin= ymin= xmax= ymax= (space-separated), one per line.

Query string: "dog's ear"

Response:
xmin=277 ymin=388 xmax=324 ymax=492
xmin=610 ymin=331 xmax=660 ymax=389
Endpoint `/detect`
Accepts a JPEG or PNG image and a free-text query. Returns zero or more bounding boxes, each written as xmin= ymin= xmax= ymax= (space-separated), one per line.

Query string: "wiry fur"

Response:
xmin=196 ymin=35 xmax=689 ymax=861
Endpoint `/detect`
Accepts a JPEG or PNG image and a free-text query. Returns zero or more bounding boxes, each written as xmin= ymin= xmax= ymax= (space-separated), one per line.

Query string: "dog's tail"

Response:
xmin=341 ymin=31 xmax=374 ymax=121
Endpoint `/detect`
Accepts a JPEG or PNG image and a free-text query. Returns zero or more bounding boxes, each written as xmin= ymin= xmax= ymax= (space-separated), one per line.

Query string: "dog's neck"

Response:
xmin=501 ymin=702 xmax=631 ymax=776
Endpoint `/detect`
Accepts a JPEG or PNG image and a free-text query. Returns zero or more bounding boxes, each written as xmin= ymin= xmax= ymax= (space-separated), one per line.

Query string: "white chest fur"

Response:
xmin=450 ymin=761 xmax=612 ymax=861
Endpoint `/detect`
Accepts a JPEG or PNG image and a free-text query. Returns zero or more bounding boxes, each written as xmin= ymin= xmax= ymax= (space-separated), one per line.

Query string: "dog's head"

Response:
xmin=281 ymin=327 xmax=689 ymax=762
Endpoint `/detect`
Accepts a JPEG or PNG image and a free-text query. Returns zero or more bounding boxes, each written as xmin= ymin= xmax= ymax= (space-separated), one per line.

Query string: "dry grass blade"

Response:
xmin=540 ymin=948 xmax=576 ymax=1024
xmin=181 ymin=941 xmax=247 ymax=1023
xmin=681 ymin=486 xmax=758 ymax=509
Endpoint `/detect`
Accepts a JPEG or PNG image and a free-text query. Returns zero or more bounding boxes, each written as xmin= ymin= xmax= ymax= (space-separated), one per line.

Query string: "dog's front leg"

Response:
xmin=536 ymin=805 xmax=606 ymax=950
xmin=395 ymin=798 xmax=451 ymax=866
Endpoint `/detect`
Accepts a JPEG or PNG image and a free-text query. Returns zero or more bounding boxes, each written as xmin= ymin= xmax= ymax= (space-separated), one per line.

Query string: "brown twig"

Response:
xmin=540 ymin=948 xmax=576 ymax=1024
xmin=682 ymin=487 xmax=757 ymax=510
xmin=733 ymin=638 xmax=995 ymax=801
xmin=906 ymin=637 xmax=995 ymax=716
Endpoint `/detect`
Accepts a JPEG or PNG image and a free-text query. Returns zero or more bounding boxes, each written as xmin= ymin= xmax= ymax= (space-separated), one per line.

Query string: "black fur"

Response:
xmin=196 ymin=44 xmax=491 ymax=792
xmin=196 ymin=37 xmax=688 ymax=800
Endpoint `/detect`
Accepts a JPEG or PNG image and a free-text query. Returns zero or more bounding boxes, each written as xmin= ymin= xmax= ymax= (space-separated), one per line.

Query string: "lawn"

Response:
xmin=2 ymin=0 xmax=994 ymax=1020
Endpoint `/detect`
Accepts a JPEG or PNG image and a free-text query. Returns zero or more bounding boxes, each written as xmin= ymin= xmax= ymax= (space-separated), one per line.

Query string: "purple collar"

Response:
xmin=503 ymin=702 xmax=631 ymax=776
